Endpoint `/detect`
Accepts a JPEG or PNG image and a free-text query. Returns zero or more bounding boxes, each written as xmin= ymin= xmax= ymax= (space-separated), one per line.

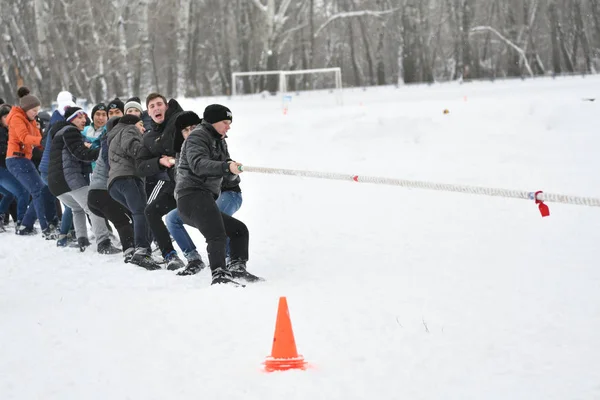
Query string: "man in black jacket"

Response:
xmin=137 ymin=93 xmax=185 ymax=270
xmin=175 ymin=104 xmax=260 ymax=286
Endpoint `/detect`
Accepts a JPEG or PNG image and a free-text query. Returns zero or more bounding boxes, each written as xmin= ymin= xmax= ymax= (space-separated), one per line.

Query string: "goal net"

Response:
xmin=232 ymin=67 xmax=343 ymax=107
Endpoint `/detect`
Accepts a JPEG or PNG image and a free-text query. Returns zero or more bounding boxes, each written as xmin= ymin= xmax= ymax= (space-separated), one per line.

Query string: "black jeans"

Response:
xmin=88 ymin=189 xmax=134 ymax=251
xmin=144 ymin=180 xmax=176 ymax=257
xmin=109 ymin=178 xmax=151 ymax=250
xmin=177 ymin=190 xmax=249 ymax=272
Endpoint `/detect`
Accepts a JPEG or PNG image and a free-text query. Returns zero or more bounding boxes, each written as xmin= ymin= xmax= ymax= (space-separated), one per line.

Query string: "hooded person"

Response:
xmin=106 ymin=114 xmax=161 ymax=270
xmin=47 ymin=106 xmax=110 ymax=252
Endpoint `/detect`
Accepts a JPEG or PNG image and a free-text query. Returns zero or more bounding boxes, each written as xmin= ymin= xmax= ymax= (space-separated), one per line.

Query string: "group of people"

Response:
xmin=0 ymin=87 xmax=261 ymax=286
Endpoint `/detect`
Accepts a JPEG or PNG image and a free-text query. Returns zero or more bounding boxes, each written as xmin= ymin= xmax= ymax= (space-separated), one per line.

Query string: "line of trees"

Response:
xmin=1 ymin=0 xmax=599 ymax=105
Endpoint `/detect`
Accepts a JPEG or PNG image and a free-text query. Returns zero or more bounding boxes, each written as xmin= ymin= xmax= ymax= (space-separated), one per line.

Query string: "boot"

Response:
xmin=128 ymin=248 xmax=162 ymax=271
xmin=227 ymin=259 xmax=264 ymax=282
xmin=77 ymin=237 xmax=91 ymax=252
xmin=211 ymin=267 xmax=243 ymax=286
xmin=97 ymin=239 xmax=122 ymax=255
xmin=164 ymin=250 xmax=185 ymax=271
xmin=177 ymin=258 xmax=207 ymax=276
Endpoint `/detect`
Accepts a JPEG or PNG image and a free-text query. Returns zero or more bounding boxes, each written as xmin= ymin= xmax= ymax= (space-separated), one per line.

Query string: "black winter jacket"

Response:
xmin=137 ymin=99 xmax=184 ymax=190
xmin=175 ymin=121 xmax=237 ymax=201
xmin=48 ymin=124 xmax=100 ymax=197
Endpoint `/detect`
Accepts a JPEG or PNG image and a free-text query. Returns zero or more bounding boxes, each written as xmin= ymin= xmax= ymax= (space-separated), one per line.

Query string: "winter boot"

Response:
xmin=123 ymin=247 xmax=135 ymax=263
xmin=177 ymin=258 xmax=207 ymax=276
xmin=164 ymin=250 xmax=185 ymax=271
xmin=77 ymin=237 xmax=91 ymax=252
xmin=128 ymin=248 xmax=162 ymax=271
xmin=227 ymin=259 xmax=264 ymax=283
xmin=211 ymin=267 xmax=243 ymax=286
xmin=97 ymin=239 xmax=122 ymax=255
xmin=16 ymin=224 xmax=37 ymax=236
xmin=56 ymin=234 xmax=69 ymax=247
xmin=42 ymin=225 xmax=58 ymax=240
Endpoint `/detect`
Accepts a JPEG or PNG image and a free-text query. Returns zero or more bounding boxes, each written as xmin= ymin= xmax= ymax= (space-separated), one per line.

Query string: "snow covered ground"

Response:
xmin=2 ymin=75 xmax=600 ymax=399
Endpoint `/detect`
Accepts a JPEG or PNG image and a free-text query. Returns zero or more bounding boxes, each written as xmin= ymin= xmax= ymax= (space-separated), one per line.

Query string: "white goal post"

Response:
xmin=231 ymin=67 xmax=343 ymax=105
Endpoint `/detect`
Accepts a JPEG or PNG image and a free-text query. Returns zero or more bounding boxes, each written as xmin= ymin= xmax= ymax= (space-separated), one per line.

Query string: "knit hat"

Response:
xmin=18 ymin=87 xmax=41 ymax=112
xmin=91 ymin=103 xmax=107 ymax=120
xmin=124 ymin=99 xmax=143 ymax=115
xmin=0 ymin=104 xmax=11 ymax=121
xmin=119 ymin=114 xmax=141 ymax=125
xmin=0 ymin=98 xmax=4 ymax=105
xmin=56 ymin=91 xmax=76 ymax=116
xmin=64 ymin=106 xmax=85 ymax=122
xmin=203 ymin=104 xmax=232 ymax=124
xmin=107 ymin=98 xmax=125 ymax=113
xmin=175 ymin=111 xmax=202 ymax=133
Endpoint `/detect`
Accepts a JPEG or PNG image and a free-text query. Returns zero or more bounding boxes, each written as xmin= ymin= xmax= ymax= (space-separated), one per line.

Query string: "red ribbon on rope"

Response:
xmin=534 ymin=191 xmax=550 ymax=217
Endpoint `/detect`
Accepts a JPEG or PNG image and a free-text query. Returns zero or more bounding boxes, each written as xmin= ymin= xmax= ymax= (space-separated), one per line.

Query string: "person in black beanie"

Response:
xmin=175 ymin=104 xmax=262 ymax=285
xmin=107 ymin=98 xmax=124 ymax=118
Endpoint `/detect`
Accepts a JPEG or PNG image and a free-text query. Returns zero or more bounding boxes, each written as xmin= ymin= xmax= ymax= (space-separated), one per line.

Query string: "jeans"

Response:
xmin=6 ymin=157 xmax=56 ymax=230
xmin=109 ymin=178 xmax=151 ymax=250
xmin=166 ymin=190 xmax=242 ymax=259
xmin=42 ymin=171 xmax=73 ymax=234
xmin=0 ymin=166 xmax=29 ymax=220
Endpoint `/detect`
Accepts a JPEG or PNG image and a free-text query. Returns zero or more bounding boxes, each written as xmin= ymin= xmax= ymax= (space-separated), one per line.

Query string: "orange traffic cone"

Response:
xmin=263 ymin=297 xmax=307 ymax=372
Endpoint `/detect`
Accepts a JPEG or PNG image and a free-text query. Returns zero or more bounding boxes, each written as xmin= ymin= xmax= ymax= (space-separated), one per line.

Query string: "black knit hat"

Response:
xmin=64 ymin=106 xmax=85 ymax=122
xmin=0 ymin=98 xmax=4 ymax=105
xmin=91 ymin=103 xmax=107 ymax=120
xmin=107 ymin=98 xmax=124 ymax=113
xmin=203 ymin=104 xmax=232 ymax=124
xmin=0 ymin=104 xmax=12 ymax=120
xmin=175 ymin=111 xmax=202 ymax=134
xmin=119 ymin=114 xmax=141 ymax=125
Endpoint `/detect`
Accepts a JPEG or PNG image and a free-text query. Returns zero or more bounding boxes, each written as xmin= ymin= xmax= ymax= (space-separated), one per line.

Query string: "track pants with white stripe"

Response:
xmin=145 ymin=180 xmax=177 ymax=258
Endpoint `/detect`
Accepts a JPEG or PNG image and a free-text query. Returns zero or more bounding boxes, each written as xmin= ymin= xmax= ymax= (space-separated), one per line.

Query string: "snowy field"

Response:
xmin=2 ymin=75 xmax=600 ymax=399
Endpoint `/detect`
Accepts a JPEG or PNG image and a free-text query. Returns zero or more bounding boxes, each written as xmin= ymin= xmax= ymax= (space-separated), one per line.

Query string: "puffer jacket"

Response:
xmin=88 ymin=135 xmax=110 ymax=191
xmin=107 ymin=122 xmax=148 ymax=189
xmin=175 ymin=121 xmax=236 ymax=201
xmin=5 ymin=106 xmax=42 ymax=160
xmin=48 ymin=124 xmax=100 ymax=197
xmin=39 ymin=110 xmax=65 ymax=174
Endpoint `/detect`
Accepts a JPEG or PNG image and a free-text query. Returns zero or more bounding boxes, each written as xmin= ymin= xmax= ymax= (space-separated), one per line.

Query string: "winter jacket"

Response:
xmin=39 ymin=110 xmax=66 ymax=174
xmin=107 ymin=122 xmax=148 ymax=189
xmin=5 ymin=106 xmax=42 ymax=160
xmin=82 ymin=125 xmax=106 ymax=149
xmin=89 ymin=136 xmax=110 ymax=191
xmin=0 ymin=126 xmax=8 ymax=168
xmin=137 ymin=99 xmax=184 ymax=190
xmin=175 ymin=121 xmax=236 ymax=201
xmin=48 ymin=124 xmax=100 ymax=197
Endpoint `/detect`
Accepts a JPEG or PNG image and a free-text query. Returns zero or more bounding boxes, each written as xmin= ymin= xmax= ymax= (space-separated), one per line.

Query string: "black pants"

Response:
xmin=88 ymin=189 xmax=134 ymax=251
xmin=145 ymin=180 xmax=176 ymax=257
xmin=177 ymin=191 xmax=249 ymax=272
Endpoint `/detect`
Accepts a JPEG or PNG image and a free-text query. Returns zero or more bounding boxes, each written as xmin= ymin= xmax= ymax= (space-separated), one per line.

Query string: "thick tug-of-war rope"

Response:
xmin=239 ymin=165 xmax=600 ymax=217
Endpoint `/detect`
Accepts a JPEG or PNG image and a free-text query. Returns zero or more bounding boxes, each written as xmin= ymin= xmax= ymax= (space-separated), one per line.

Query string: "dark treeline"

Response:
xmin=1 ymin=0 xmax=599 ymax=105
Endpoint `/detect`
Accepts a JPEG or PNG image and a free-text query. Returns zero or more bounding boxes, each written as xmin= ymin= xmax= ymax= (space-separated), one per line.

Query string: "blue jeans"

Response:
xmin=166 ymin=190 xmax=242 ymax=259
xmin=6 ymin=157 xmax=56 ymax=230
xmin=0 ymin=166 xmax=29 ymax=220
xmin=109 ymin=178 xmax=151 ymax=250
xmin=42 ymin=171 xmax=73 ymax=234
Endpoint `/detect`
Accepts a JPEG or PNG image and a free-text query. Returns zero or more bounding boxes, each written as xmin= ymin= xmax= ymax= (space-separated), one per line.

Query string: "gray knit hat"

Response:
xmin=18 ymin=87 xmax=41 ymax=112
xmin=124 ymin=99 xmax=143 ymax=114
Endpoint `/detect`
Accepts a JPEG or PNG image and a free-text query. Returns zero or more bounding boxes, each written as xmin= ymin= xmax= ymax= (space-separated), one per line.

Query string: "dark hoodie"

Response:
xmin=137 ymin=98 xmax=184 ymax=190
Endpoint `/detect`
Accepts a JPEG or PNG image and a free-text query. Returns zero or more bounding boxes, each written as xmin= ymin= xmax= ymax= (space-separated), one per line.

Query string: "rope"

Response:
xmin=241 ymin=165 xmax=600 ymax=208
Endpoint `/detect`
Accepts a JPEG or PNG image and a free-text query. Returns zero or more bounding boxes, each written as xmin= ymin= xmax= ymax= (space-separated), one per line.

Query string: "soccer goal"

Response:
xmin=231 ymin=67 xmax=343 ymax=106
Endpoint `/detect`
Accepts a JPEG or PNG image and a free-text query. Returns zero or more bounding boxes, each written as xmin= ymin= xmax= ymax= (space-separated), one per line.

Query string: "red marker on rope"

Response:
xmin=534 ymin=191 xmax=550 ymax=217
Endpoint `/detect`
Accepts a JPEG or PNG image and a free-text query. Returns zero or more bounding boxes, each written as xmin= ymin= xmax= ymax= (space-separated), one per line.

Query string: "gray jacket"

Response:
xmin=107 ymin=122 xmax=147 ymax=188
xmin=175 ymin=121 xmax=235 ymax=200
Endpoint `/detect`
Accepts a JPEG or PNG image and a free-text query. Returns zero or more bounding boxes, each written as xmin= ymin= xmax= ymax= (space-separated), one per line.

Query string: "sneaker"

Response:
xmin=177 ymin=258 xmax=207 ymax=276
xmin=164 ymin=251 xmax=185 ymax=271
xmin=211 ymin=267 xmax=243 ymax=286
xmin=56 ymin=234 xmax=68 ymax=247
xmin=128 ymin=248 xmax=162 ymax=271
xmin=123 ymin=247 xmax=135 ymax=263
xmin=77 ymin=237 xmax=91 ymax=252
xmin=97 ymin=239 xmax=122 ymax=255
xmin=42 ymin=225 xmax=58 ymax=240
xmin=16 ymin=225 xmax=37 ymax=236
xmin=227 ymin=259 xmax=264 ymax=282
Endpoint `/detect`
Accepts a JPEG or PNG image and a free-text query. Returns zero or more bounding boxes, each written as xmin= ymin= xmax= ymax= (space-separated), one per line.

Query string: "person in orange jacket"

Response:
xmin=5 ymin=87 xmax=58 ymax=238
